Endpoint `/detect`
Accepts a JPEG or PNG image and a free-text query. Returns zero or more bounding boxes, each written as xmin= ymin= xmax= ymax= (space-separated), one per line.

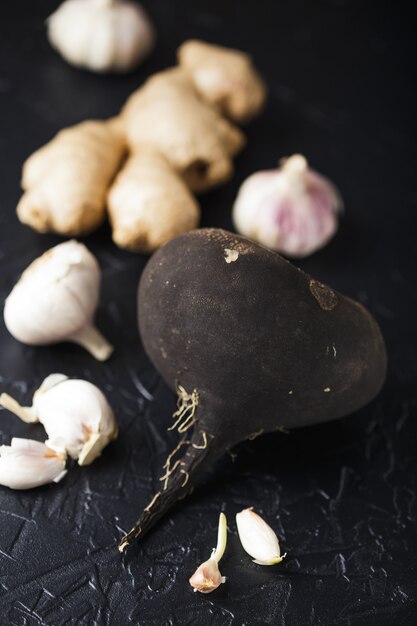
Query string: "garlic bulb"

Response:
xmin=3 ymin=240 xmax=113 ymax=361
xmin=0 ymin=438 xmax=67 ymax=490
xmin=47 ymin=0 xmax=155 ymax=74
xmin=232 ymin=154 xmax=342 ymax=257
xmin=236 ymin=508 xmax=286 ymax=565
xmin=0 ymin=374 xmax=117 ymax=466
xmin=189 ymin=512 xmax=227 ymax=593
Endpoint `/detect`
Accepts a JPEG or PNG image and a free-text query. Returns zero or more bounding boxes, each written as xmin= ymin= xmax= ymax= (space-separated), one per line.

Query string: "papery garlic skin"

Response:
xmin=189 ymin=512 xmax=227 ymax=593
xmin=233 ymin=154 xmax=342 ymax=258
xmin=0 ymin=374 xmax=118 ymax=466
xmin=0 ymin=438 xmax=67 ymax=490
xmin=236 ymin=508 xmax=286 ymax=565
xmin=3 ymin=240 xmax=113 ymax=361
xmin=47 ymin=0 xmax=155 ymax=74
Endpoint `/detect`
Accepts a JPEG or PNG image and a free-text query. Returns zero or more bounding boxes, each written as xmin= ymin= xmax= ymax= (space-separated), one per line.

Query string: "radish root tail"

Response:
xmin=118 ymin=385 xmax=217 ymax=552
xmin=159 ymin=438 xmax=190 ymax=490
xmin=119 ymin=428 xmax=214 ymax=552
xmin=168 ymin=384 xmax=199 ymax=433
xmin=192 ymin=431 xmax=207 ymax=449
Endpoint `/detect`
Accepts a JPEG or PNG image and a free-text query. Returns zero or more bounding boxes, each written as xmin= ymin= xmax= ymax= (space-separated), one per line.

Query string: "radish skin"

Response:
xmin=119 ymin=228 xmax=387 ymax=550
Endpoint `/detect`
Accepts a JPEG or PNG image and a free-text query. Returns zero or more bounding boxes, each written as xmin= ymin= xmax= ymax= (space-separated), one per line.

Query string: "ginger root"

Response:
xmin=17 ymin=119 xmax=125 ymax=236
xmin=178 ymin=40 xmax=267 ymax=124
xmin=108 ymin=151 xmax=200 ymax=253
xmin=121 ymin=68 xmax=245 ymax=193
xmin=17 ymin=40 xmax=266 ymax=249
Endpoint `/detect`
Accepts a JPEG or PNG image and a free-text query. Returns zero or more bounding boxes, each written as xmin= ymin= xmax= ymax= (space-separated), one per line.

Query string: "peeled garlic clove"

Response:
xmin=236 ymin=508 xmax=286 ymax=565
xmin=0 ymin=374 xmax=117 ymax=466
xmin=0 ymin=438 xmax=67 ymax=490
xmin=232 ymin=154 xmax=342 ymax=258
xmin=3 ymin=240 xmax=113 ymax=361
xmin=189 ymin=512 xmax=227 ymax=593
xmin=47 ymin=0 xmax=155 ymax=74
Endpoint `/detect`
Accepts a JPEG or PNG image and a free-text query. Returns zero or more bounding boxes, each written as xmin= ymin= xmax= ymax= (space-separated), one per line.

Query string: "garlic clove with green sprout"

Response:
xmin=0 ymin=374 xmax=117 ymax=466
xmin=189 ymin=558 xmax=224 ymax=594
xmin=189 ymin=512 xmax=227 ymax=593
xmin=0 ymin=438 xmax=67 ymax=490
xmin=47 ymin=0 xmax=155 ymax=74
xmin=3 ymin=240 xmax=113 ymax=361
xmin=232 ymin=154 xmax=342 ymax=258
xmin=236 ymin=507 xmax=286 ymax=566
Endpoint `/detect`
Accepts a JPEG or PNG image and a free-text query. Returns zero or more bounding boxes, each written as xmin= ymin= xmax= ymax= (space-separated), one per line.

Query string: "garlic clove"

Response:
xmin=236 ymin=507 xmax=286 ymax=566
xmin=232 ymin=154 xmax=342 ymax=258
xmin=3 ymin=240 xmax=113 ymax=361
xmin=0 ymin=438 xmax=67 ymax=490
xmin=47 ymin=0 xmax=155 ymax=74
xmin=189 ymin=558 xmax=226 ymax=594
xmin=77 ymin=407 xmax=118 ymax=466
xmin=35 ymin=373 xmax=69 ymax=394
xmin=189 ymin=512 xmax=227 ymax=593
xmin=77 ymin=432 xmax=106 ymax=467
xmin=1 ymin=374 xmax=118 ymax=466
xmin=35 ymin=376 xmax=118 ymax=466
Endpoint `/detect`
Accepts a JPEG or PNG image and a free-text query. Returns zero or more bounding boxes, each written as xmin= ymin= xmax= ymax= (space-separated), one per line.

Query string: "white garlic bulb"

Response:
xmin=236 ymin=508 xmax=286 ymax=566
xmin=0 ymin=374 xmax=118 ymax=466
xmin=233 ymin=154 xmax=342 ymax=257
xmin=47 ymin=0 xmax=155 ymax=74
xmin=0 ymin=438 xmax=67 ymax=490
xmin=3 ymin=240 xmax=113 ymax=361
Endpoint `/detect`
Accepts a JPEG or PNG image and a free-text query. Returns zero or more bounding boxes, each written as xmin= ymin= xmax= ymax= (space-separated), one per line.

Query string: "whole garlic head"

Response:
xmin=233 ymin=154 xmax=342 ymax=257
xmin=47 ymin=0 xmax=155 ymax=74
xmin=3 ymin=240 xmax=113 ymax=361
xmin=0 ymin=374 xmax=118 ymax=466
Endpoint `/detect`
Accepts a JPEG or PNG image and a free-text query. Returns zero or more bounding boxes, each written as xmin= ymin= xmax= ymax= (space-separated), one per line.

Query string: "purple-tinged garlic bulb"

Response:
xmin=232 ymin=154 xmax=342 ymax=257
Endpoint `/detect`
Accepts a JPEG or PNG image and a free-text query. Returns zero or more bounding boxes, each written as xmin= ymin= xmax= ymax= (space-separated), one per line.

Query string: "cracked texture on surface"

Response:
xmin=0 ymin=0 xmax=416 ymax=624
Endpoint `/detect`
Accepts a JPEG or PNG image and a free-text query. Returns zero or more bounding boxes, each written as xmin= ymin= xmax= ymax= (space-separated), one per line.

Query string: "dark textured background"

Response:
xmin=0 ymin=1 xmax=416 ymax=624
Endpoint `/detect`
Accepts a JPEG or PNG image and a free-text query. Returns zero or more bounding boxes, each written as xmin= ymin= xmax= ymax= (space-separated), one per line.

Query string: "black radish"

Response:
xmin=119 ymin=228 xmax=387 ymax=550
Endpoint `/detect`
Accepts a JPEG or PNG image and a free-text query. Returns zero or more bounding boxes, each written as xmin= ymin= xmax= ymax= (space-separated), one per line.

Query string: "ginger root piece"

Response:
xmin=178 ymin=40 xmax=267 ymax=124
xmin=121 ymin=68 xmax=245 ymax=193
xmin=16 ymin=41 xmax=266 ymax=249
xmin=17 ymin=119 xmax=126 ymax=236
xmin=108 ymin=151 xmax=200 ymax=253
